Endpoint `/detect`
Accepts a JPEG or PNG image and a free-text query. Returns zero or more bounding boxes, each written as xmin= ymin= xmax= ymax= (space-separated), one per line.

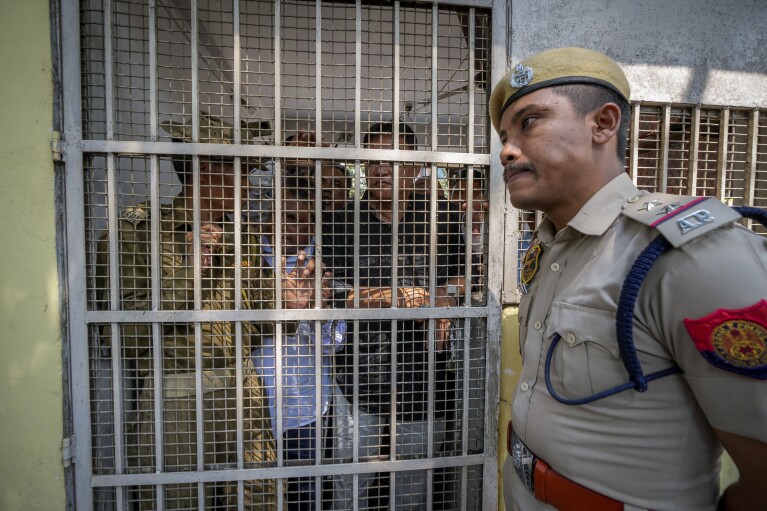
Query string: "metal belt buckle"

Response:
xmin=510 ymin=430 xmax=535 ymax=493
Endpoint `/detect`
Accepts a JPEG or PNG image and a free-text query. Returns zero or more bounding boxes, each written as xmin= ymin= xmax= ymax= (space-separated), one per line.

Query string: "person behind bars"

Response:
xmin=324 ymin=122 xmax=466 ymax=509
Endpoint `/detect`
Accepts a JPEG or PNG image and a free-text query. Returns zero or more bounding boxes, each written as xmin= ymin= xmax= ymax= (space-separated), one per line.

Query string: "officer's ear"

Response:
xmin=591 ymin=102 xmax=621 ymax=147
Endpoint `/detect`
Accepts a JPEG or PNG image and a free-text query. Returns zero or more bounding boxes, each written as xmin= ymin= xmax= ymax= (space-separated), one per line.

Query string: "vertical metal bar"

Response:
xmin=109 ymin=322 xmax=124 ymax=500
xmin=354 ymin=0 xmax=361 ymax=149
xmin=274 ymin=0 xmax=282 ymax=144
xmin=103 ymin=0 xmax=114 ymax=140
xmin=468 ymin=9 xmax=475 ymax=154
xmin=389 ymin=157 xmax=400 ymax=509
xmin=483 ymin=0 xmax=506 ymax=508
xmin=351 ymin=2 xmax=363 ymax=498
xmin=105 ymin=151 xmax=125 ymax=509
xmin=194 ymin=321 xmax=205 ymax=510
xmin=232 ymin=4 xmax=246 ymax=508
xmin=149 ymin=0 xmax=158 ymax=141
xmin=316 ymin=0 xmax=322 ymax=143
xmin=431 ymin=3 xmax=438 ymax=151
xmin=629 ymin=102 xmax=640 ymax=183
xmin=393 ymin=1 xmax=400 ymax=147
xmin=426 ymin=155 xmax=437 ymax=511
xmin=716 ymin=108 xmax=730 ymax=201
xmin=147 ymin=5 xmax=164 ymax=503
xmin=743 ymin=109 xmax=759 ymax=228
xmin=152 ymin=320 xmax=164 ymax=508
xmin=422 ymin=0 xmax=443 ymax=459
xmin=313 ymin=7 xmax=324 ymax=489
xmin=189 ymin=5 xmax=205 ymax=508
xmin=659 ymin=104 xmax=671 ymax=193
xmin=463 ymin=161 xmax=474 ymax=307
xmin=688 ymin=106 xmax=701 ymax=195
xmin=62 ymin=4 xmax=92 ymax=506
xmin=191 ymin=0 xmax=199 ymax=145
xmin=461 ymin=318 xmax=471 ymax=511
xmin=103 ymin=20 xmax=119 ymax=500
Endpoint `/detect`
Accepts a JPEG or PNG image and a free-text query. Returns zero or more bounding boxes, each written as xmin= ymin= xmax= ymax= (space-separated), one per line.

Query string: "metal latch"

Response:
xmin=62 ymin=435 xmax=74 ymax=467
xmin=51 ymin=130 xmax=62 ymax=162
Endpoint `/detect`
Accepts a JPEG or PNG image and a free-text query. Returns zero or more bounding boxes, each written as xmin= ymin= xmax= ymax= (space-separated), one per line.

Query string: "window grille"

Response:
xmin=63 ymin=0 xmax=503 ymax=509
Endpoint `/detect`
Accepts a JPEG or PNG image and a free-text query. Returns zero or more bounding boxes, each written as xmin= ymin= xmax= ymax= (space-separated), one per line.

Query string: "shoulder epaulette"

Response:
xmin=119 ymin=205 xmax=149 ymax=226
xmin=621 ymin=192 xmax=742 ymax=247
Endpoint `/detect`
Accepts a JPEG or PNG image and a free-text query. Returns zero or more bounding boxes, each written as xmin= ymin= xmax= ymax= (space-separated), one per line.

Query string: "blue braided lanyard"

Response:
xmin=545 ymin=205 xmax=767 ymax=406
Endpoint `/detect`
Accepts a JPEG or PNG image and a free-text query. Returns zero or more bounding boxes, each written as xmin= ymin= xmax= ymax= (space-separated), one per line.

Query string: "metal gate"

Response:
xmin=61 ymin=0 xmax=506 ymax=509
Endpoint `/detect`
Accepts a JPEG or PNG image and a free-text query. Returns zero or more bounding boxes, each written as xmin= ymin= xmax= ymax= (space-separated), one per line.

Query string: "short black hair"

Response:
xmin=364 ymin=122 xmax=417 ymax=149
xmin=551 ymin=84 xmax=630 ymax=159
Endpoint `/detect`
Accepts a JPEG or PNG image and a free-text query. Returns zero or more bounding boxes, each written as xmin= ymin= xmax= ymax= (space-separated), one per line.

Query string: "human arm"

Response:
xmin=714 ymin=429 xmax=767 ymax=511
xmin=344 ymin=286 xmax=430 ymax=309
xmin=643 ymin=225 xmax=767 ymax=508
xmin=281 ymin=251 xmax=316 ymax=309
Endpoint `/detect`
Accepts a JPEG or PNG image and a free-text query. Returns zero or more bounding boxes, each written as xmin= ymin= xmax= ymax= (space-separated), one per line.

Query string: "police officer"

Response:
xmin=490 ymin=47 xmax=767 ymax=511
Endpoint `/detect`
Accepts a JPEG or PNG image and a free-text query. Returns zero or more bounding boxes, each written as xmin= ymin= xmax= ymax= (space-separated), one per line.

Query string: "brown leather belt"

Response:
xmin=507 ymin=421 xmax=623 ymax=511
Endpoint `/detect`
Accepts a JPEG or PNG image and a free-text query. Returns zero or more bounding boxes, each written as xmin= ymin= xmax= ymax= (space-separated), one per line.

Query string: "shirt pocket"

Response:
xmin=545 ymin=302 xmax=636 ymax=408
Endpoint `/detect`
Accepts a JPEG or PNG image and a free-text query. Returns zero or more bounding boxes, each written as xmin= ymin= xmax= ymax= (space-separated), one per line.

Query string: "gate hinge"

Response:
xmin=62 ymin=435 xmax=75 ymax=467
xmin=51 ymin=130 xmax=62 ymax=162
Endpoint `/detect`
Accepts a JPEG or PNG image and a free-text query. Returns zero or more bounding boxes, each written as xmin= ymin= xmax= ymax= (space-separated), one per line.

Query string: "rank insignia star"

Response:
xmin=639 ymin=199 xmax=663 ymax=211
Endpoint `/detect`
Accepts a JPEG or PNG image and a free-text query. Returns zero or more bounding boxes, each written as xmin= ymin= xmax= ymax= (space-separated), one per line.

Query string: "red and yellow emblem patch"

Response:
xmin=684 ymin=300 xmax=767 ymax=379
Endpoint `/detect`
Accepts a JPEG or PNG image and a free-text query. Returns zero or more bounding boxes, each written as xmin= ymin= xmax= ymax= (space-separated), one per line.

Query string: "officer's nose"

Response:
xmin=499 ymin=139 xmax=521 ymax=166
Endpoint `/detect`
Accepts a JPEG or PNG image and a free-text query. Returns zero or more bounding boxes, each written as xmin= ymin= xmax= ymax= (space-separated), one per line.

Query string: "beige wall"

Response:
xmin=497 ymin=307 xmax=521 ymax=510
xmin=0 ymin=1 xmax=66 ymax=510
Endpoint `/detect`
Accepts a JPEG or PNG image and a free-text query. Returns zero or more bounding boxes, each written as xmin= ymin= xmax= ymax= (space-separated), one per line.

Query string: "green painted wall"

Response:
xmin=0 ymin=1 xmax=66 ymax=510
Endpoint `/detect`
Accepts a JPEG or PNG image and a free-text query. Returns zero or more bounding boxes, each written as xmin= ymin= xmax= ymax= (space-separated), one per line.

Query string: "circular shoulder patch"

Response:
xmin=684 ymin=300 xmax=767 ymax=379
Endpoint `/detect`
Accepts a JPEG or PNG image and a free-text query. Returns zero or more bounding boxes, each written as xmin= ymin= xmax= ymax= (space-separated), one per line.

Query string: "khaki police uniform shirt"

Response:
xmin=507 ymin=173 xmax=767 ymax=511
xmin=96 ymin=196 xmax=277 ymax=374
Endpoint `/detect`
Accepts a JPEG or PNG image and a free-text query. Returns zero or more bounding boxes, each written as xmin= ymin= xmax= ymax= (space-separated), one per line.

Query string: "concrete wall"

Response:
xmin=509 ymin=0 xmax=767 ymax=107
xmin=0 ymin=1 xmax=66 ymax=510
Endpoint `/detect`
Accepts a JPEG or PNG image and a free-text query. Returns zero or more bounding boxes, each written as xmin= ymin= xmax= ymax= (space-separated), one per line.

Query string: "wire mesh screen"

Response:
xmin=75 ymin=0 xmax=494 ymax=510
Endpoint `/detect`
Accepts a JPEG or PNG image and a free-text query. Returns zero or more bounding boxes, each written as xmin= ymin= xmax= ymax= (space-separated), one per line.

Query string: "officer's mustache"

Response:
xmin=503 ymin=162 xmax=536 ymax=180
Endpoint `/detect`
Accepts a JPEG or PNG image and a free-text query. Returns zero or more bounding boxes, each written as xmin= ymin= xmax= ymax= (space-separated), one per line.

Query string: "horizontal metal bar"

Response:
xmin=86 ymin=306 xmax=490 ymax=323
xmin=407 ymin=0 xmax=493 ymax=7
xmin=80 ymin=140 xmax=491 ymax=165
xmin=91 ymin=453 xmax=486 ymax=487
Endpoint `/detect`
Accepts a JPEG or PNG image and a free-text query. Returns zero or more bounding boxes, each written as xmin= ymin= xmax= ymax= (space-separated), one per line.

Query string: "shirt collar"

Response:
xmin=536 ymin=173 xmax=640 ymax=242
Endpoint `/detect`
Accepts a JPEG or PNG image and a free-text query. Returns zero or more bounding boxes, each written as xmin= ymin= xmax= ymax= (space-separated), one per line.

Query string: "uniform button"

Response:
xmin=533 ymin=321 xmax=543 ymax=330
xmin=550 ymin=263 xmax=560 ymax=272
xmin=565 ymin=333 xmax=576 ymax=345
xmin=520 ymin=382 xmax=529 ymax=392
xmin=627 ymin=195 xmax=640 ymax=203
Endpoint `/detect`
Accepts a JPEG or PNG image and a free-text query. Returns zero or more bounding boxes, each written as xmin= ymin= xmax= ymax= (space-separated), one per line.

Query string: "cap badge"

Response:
xmin=510 ymin=62 xmax=534 ymax=88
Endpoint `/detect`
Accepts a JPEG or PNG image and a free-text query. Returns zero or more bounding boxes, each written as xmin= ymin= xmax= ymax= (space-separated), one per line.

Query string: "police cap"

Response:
xmin=489 ymin=47 xmax=630 ymax=133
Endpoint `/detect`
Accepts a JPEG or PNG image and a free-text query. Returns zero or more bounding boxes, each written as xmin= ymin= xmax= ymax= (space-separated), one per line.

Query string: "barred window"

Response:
xmin=66 ymin=0 xmax=500 ymax=509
